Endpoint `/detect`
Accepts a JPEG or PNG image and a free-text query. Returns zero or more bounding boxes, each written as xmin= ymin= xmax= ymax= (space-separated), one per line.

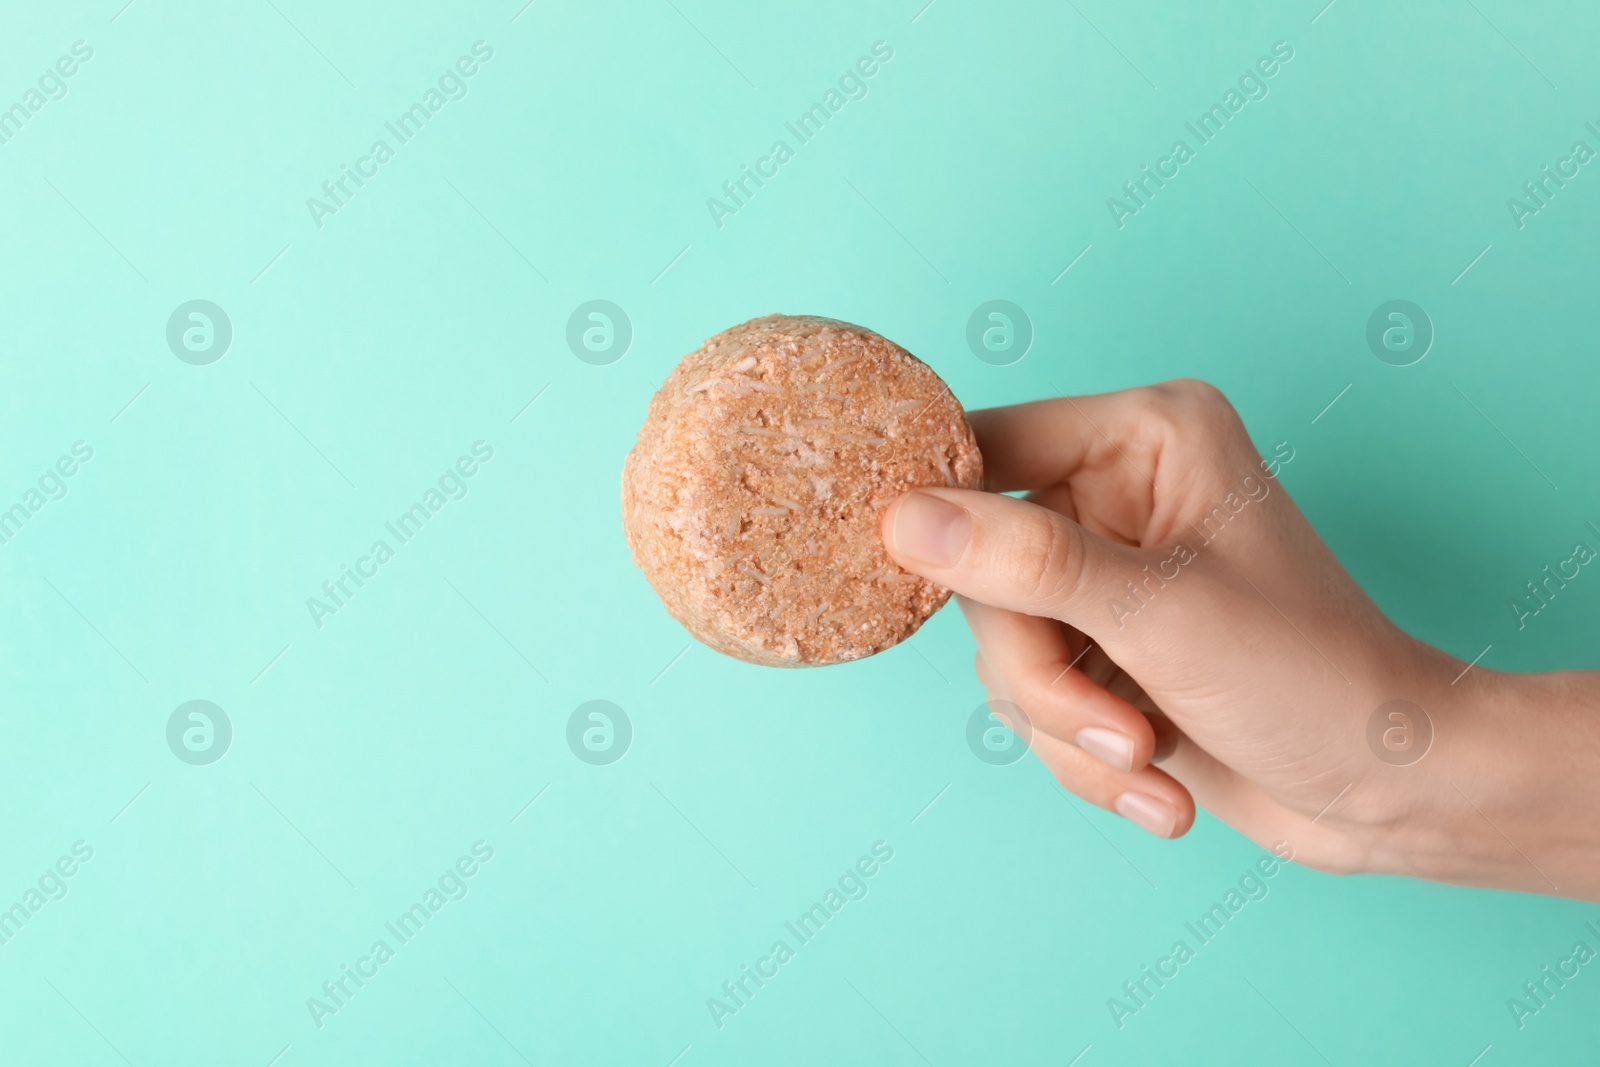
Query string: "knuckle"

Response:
xmin=1129 ymin=382 xmax=1182 ymax=419
xmin=1160 ymin=378 xmax=1236 ymax=422
xmin=1152 ymin=378 xmax=1249 ymax=465
xmin=1176 ymin=377 xmax=1229 ymax=405
xmin=1162 ymin=377 xmax=1225 ymax=405
xmin=1012 ymin=512 xmax=1085 ymax=612
xmin=1010 ymin=670 xmax=1068 ymax=723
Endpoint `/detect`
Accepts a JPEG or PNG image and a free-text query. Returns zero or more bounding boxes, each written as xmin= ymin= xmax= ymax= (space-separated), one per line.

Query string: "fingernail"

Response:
xmin=891 ymin=493 xmax=971 ymax=567
xmin=1114 ymin=792 xmax=1178 ymax=838
xmin=1076 ymin=727 xmax=1135 ymax=772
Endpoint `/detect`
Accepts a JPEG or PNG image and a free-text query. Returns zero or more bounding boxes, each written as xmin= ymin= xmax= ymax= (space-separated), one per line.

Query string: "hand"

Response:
xmin=881 ymin=380 xmax=1600 ymax=900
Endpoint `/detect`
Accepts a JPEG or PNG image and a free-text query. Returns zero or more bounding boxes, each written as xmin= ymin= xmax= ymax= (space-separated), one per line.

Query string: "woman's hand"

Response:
xmin=882 ymin=380 xmax=1600 ymax=900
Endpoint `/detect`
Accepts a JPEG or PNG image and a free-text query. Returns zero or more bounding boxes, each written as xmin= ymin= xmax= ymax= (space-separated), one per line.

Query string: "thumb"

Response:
xmin=880 ymin=487 xmax=1147 ymax=634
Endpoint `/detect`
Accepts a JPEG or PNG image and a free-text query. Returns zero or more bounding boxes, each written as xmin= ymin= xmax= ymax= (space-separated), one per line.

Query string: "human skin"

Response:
xmin=879 ymin=379 xmax=1600 ymax=901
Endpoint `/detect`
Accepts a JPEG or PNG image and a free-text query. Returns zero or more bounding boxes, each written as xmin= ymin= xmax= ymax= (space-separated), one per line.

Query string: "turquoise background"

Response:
xmin=2 ymin=0 xmax=1598 ymax=1063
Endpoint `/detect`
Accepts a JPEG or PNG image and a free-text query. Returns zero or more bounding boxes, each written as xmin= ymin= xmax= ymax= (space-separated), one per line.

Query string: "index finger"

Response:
xmin=968 ymin=388 xmax=1165 ymax=493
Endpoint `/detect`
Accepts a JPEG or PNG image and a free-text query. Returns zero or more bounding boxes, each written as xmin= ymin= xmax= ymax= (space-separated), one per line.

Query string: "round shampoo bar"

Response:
xmin=621 ymin=314 xmax=983 ymax=667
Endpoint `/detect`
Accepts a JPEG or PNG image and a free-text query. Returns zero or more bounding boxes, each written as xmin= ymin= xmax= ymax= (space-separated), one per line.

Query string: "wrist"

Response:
xmin=1373 ymin=663 xmax=1600 ymax=899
